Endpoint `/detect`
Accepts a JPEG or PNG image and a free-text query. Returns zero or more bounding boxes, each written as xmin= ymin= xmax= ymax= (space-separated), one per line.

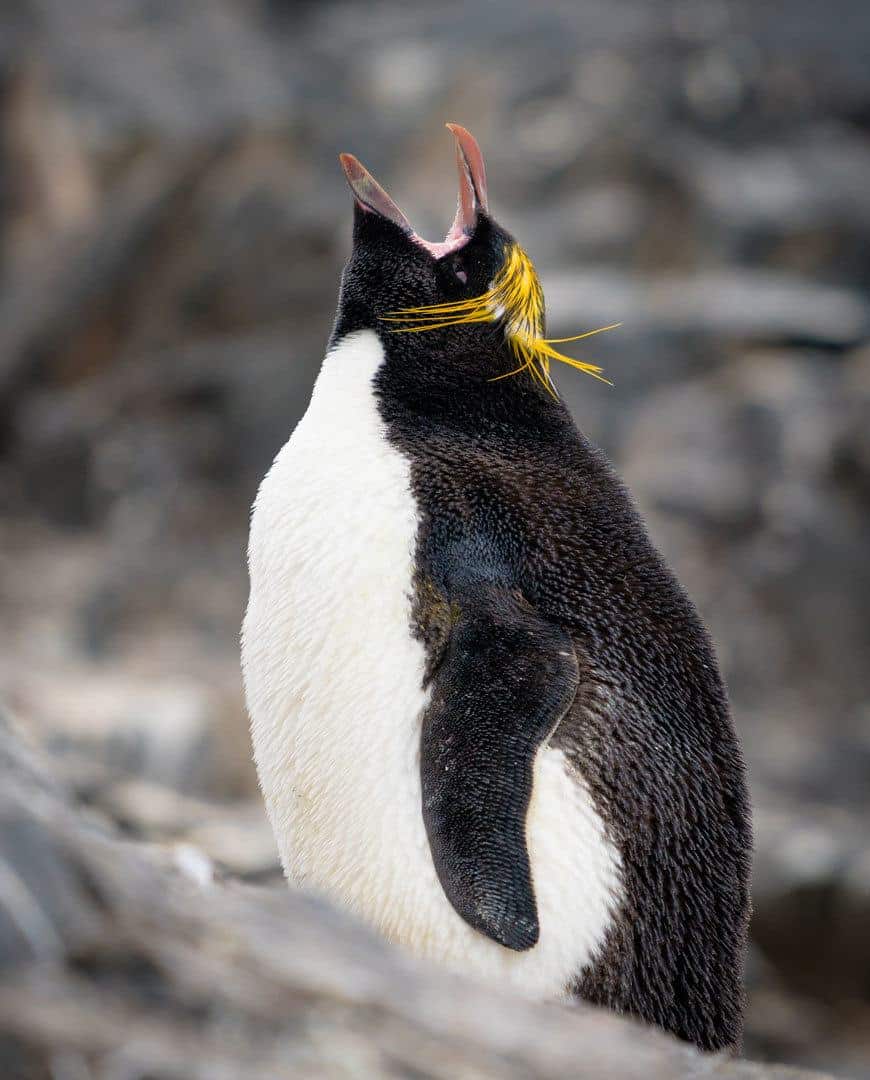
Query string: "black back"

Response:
xmin=330 ymin=205 xmax=752 ymax=1053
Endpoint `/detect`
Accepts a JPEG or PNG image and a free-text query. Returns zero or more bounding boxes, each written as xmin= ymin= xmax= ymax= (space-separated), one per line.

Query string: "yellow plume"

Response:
xmin=381 ymin=243 xmax=618 ymax=396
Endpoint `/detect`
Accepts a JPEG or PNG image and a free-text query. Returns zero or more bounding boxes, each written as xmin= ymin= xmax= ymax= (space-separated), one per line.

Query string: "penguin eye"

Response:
xmin=449 ymin=256 xmax=468 ymax=285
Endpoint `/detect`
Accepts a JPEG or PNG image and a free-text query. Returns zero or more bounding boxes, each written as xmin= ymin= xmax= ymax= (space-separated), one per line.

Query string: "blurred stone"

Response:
xmin=545 ymin=270 xmax=869 ymax=346
xmin=0 ymin=60 xmax=95 ymax=275
xmin=364 ymin=41 xmax=443 ymax=112
xmin=102 ymin=778 xmax=226 ymax=834
xmin=753 ymin=801 xmax=870 ymax=1000
xmin=0 ymin=718 xmax=834 ymax=1080
xmin=184 ymin=803 xmax=279 ymax=880
xmin=3 ymin=663 xmax=255 ymax=800
xmin=684 ymin=48 xmax=745 ymax=120
xmin=169 ymin=841 xmax=216 ymax=889
xmin=101 ymin=780 xmax=279 ymax=880
xmin=681 ymin=127 xmax=870 ymax=231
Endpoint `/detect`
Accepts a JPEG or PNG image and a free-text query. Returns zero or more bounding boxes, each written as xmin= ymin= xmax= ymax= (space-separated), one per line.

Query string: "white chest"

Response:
xmin=241 ymin=329 xmax=621 ymax=999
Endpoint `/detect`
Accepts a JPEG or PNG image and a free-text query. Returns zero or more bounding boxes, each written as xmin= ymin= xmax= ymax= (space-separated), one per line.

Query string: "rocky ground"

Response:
xmin=1 ymin=1 xmax=869 ymax=1076
xmin=0 ymin=713 xmax=837 ymax=1080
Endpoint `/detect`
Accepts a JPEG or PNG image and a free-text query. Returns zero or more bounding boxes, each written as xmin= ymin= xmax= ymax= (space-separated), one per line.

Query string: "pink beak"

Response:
xmin=339 ymin=124 xmax=489 ymax=258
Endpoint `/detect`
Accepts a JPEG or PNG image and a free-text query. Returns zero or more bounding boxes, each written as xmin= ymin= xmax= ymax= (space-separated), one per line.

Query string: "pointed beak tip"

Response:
xmin=338 ymin=152 xmax=362 ymax=180
xmin=339 ymin=151 xmax=412 ymax=233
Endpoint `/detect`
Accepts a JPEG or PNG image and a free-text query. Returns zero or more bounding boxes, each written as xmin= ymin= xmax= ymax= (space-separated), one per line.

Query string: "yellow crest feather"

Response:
xmin=381 ymin=243 xmax=618 ymax=395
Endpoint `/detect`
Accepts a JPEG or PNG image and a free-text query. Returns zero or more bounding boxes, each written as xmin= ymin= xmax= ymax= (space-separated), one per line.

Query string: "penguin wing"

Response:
xmin=420 ymin=582 xmax=579 ymax=951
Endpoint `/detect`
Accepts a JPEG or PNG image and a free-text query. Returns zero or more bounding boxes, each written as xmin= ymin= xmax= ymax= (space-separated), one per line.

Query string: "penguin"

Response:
xmin=241 ymin=124 xmax=752 ymax=1054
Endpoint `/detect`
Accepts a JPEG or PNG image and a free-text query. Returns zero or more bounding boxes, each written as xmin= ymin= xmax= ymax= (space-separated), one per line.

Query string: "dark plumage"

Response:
xmin=332 ymin=128 xmax=753 ymax=1053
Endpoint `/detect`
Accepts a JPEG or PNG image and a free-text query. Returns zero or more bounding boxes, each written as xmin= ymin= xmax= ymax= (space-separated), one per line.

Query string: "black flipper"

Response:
xmin=420 ymin=583 xmax=579 ymax=951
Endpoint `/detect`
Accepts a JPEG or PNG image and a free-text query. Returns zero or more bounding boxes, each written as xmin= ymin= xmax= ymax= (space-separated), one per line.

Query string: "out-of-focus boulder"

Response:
xmin=0 ymin=716 xmax=833 ymax=1080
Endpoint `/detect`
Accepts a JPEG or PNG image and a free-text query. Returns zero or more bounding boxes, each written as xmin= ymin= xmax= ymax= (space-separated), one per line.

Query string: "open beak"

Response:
xmin=339 ymin=123 xmax=489 ymax=258
xmin=446 ymin=123 xmax=488 ymax=238
xmin=338 ymin=151 xmax=412 ymax=233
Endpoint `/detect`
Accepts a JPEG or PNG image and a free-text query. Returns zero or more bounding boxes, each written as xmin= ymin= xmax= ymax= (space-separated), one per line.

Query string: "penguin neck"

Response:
xmin=369 ymin=332 xmax=577 ymax=449
xmin=327 ymin=304 xmax=575 ymax=449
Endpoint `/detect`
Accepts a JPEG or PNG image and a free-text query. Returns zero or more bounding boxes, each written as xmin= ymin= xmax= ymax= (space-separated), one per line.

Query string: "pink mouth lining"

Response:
xmin=409 ymin=224 xmax=472 ymax=259
xmin=339 ymin=124 xmax=488 ymax=261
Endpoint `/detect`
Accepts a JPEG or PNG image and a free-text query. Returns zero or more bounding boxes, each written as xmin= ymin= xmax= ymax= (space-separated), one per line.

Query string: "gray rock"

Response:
xmin=0 ymin=718 xmax=832 ymax=1080
xmin=544 ymin=269 xmax=869 ymax=347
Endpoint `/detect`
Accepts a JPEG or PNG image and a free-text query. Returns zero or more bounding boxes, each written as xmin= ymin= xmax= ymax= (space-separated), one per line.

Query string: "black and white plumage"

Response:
xmin=242 ymin=125 xmax=752 ymax=1053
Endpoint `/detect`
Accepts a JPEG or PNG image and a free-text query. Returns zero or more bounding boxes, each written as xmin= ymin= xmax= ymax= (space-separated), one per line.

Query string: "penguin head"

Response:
xmin=335 ymin=125 xmax=612 ymax=394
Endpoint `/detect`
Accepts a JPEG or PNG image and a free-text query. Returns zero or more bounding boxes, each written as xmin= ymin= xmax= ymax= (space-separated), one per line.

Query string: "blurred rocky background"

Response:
xmin=0 ymin=0 xmax=868 ymax=1076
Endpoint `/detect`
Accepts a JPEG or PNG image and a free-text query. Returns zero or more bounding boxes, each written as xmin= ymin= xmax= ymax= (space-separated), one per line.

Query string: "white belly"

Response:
xmin=242 ymin=329 xmax=621 ymax=999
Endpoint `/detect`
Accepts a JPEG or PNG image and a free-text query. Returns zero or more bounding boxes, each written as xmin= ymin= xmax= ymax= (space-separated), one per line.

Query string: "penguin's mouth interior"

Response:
xmin=339 ymin=123 xmax=488 ymax=260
